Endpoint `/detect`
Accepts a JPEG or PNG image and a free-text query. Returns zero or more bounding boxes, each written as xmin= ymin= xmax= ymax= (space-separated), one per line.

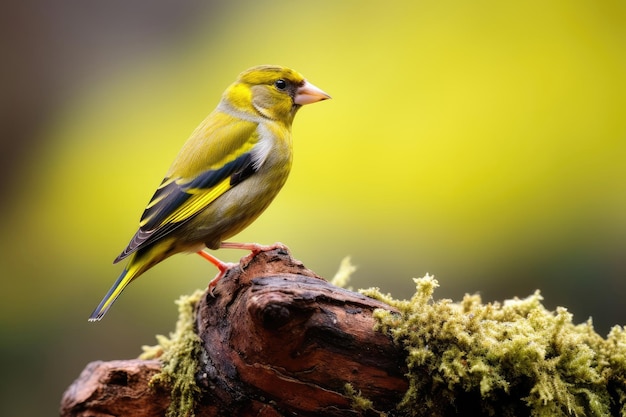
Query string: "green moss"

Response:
xmin=344 ymin=383 xmax=387 ymax=417
xmin=330 ymin=256 xmax=357 ymax=289
xmin=140 ymin=290 xmax=204 ymax=417
xmin=361 ymin=275 xmax=626 ymax=417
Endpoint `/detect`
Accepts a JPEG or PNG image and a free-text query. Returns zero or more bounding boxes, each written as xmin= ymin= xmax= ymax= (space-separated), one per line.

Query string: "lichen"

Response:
xmin=361 ymin=275 xmax=626 ymax=417
xmin=140 ymin=290 xmax=204 ymax=417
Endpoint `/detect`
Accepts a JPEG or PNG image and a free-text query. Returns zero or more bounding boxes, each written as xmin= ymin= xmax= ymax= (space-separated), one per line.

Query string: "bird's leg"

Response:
xmin=220 ymin=241 xmax=287 ymax=264
xmin=196 ymin=243 xmax=285 ymax=295
xmin=219 ymin=241 xmax=286 ymax=251
xmin=196 ymin=250 xmax=236 ymax=296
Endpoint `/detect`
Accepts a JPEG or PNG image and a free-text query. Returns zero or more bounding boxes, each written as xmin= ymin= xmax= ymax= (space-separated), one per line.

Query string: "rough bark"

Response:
xmin=61 ymin=247 xmax=408 ymax=416
xmin=60 ymin=360 xmax=169 ymax=417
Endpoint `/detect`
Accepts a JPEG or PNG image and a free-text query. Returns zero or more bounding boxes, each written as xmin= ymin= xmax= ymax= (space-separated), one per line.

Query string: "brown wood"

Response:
xmin=61 ymin=247 xmax=408 ymax=416
xmin=60 ymin=359 xmax=169 ymax=417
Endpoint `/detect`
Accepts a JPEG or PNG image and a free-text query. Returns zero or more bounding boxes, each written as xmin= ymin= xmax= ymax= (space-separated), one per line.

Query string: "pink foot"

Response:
xmin=197 ymin=243 xmax=287 ymax=295
xmin=196 ymin=250 xmax=236 ymax=296
xmin=220 ymin=241 xmax=287 ymax=264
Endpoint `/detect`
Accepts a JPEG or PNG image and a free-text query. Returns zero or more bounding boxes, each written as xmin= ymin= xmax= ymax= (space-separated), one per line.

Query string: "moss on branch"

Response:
xmin=140 ymin=290 xmax=204 ymax=417
xmin=362 ymin=276 xmax=626 ymax=417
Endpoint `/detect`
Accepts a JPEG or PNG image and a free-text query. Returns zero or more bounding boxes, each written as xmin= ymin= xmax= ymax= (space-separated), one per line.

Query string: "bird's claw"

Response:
xmin=208 ymin=280 xmax=218 ymax=298
xmin=207 ymin=262 xmax=236 ymax=297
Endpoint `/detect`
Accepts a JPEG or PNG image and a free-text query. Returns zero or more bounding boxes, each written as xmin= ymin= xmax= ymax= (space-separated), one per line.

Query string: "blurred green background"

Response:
xmin=2 ymin=0 xmax=626 ymax=415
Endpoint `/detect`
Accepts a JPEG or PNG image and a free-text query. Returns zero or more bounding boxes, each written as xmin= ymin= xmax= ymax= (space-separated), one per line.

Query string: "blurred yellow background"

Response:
xmin=1 ymin=1 xmax=625 ymax=415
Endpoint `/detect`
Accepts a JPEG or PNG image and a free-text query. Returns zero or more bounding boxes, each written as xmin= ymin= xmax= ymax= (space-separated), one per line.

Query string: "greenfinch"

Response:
xmin=89 ymin=65 xmax=330 ymax=321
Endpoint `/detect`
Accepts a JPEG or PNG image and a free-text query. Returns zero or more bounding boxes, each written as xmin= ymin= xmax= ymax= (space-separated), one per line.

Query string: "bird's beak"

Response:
xmin=294 ymin=81 xmax=331 ymax=105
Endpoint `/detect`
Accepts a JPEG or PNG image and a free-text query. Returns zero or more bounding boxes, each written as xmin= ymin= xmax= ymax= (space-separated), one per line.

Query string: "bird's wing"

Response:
xmin=114 ymin=120 xmax=259 ymax=263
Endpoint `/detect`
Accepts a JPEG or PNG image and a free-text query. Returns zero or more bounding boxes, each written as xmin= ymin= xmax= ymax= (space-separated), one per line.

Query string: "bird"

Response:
xmin=88 ymin=65 xmax=330 ymax=321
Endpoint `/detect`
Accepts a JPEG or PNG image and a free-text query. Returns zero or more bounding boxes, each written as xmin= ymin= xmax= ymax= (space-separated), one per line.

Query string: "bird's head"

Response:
xmin=224 ymin=65 xmax=330 ymax=124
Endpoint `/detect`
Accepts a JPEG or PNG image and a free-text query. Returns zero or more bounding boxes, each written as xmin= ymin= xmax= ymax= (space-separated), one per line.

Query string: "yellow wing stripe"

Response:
xmin=160 ymin=178 xmax=231 ymax=225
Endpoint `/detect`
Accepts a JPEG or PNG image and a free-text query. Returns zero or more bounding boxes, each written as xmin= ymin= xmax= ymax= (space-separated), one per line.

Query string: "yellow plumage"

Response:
xmin=89 ymin=65 xmax=330 ymax=321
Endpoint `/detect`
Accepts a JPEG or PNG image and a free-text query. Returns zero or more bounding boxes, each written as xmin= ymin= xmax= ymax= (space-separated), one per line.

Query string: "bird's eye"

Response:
xmin=274 ymin=79 xmax=287 ymax=90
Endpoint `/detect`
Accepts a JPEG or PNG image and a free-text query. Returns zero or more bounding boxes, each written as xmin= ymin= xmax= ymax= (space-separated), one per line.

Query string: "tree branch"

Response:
xmin=61 ymin=247 xmax=626 ymax=417
xmin=61 ymin=247 xmax=407 ymax=416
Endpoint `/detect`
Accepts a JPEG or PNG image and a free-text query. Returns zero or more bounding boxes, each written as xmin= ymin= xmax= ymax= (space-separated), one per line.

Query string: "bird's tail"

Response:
xmin=88 ymin=254 xmax=143 ymax=321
